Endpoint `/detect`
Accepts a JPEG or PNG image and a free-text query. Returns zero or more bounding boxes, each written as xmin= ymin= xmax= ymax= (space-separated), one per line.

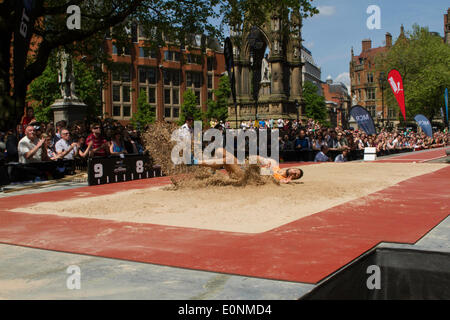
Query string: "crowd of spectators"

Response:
xmin=0 ymin=107 xmax=448 ymax=184
xmin=213 ymin=117 xmax=449 ymax=163
xmin=0 ymin=107 xmax=145 ymax=183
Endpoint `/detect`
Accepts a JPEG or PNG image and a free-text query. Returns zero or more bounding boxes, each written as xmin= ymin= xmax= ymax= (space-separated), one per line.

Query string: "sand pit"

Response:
xmin=12 ymin=162 xmax=447 ymax=233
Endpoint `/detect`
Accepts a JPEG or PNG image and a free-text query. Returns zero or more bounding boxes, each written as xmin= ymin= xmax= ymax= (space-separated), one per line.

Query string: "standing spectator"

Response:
xmin=18 ymin=125 xmax=44 ymax=163
xmin=327 ymin=131 xmax=339 ymax=150
xmin=5 ymin=129 xmax=19 ymax=162
xmin=21 ymin=107 xmax=36 ymax=132
xmin=312 ymin=132 xmax=327 ymax=151
xmin=336 ymin=132 xmax=348 ymax=150
xmin=55 ymin=128 xmax=78 ymax=160
xmin=277 ymin=118 xmax=284 ymax=129
xmin=86 ymin=123 xmax=109 ymax=157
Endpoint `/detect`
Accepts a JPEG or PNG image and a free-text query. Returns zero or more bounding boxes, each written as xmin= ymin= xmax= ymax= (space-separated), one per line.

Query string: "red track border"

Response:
xmin=0 ymin=148 xmax=448 ymax=283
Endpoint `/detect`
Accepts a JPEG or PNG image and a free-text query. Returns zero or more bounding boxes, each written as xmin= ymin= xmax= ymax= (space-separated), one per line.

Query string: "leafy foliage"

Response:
xmin=179 ymin=89 xmax=203 ymax=125
xmin=206 ymin=75 xmax=230 ymax=122
xmin=131 ymin=89 xmax=156 ymax=129
xmin=27 ymin=53 xmax=102 ymax=122
xmin=376 ymin=24 xmax=450 ymax=122
xmin=303 ymin=81 xmax=328 ymax=123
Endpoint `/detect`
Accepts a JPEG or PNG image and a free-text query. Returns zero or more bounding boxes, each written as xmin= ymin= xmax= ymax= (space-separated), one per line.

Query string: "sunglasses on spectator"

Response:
xmin=93 ymin=127 xmax=100 ymax=129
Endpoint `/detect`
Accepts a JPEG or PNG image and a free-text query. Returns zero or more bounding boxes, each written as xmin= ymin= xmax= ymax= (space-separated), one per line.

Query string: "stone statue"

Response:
xmin=293 ymin=47 xmax=299 ymax=58
xmin=58 ymin=50 xmax=78 ymax=99
xmin=261 ymin=54 xmax=270 ymax=82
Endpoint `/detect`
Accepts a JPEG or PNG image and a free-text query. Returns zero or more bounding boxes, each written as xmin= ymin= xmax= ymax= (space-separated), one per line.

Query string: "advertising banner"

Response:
xmin=349 ymin=105 xmax=377 ymax=135
xmin=414 ymin=114 xmax=433 ymax=138
xmin=388 ymin=69 xmax=406 ymax=121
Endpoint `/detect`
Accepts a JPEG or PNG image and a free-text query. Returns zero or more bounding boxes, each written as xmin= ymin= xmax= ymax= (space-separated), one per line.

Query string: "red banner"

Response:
xmin=387 ymin=69 xmax=406 ymax=121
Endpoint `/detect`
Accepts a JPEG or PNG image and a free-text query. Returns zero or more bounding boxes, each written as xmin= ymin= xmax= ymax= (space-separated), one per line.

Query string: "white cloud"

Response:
xmin=317 ymin=6 xmax=336 ymax=17
xmin=335 ymin=72 xmax=351 ymax=94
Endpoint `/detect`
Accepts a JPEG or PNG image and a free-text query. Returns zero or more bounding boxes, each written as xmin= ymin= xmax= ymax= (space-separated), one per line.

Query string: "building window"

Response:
xmin=164 ymin=50 xmax=180 ymax=62
xmin=367 ymin=105 xmax=376 ymax=118
xmin=139 ymin=67 xmax=157 ymax=84
xmin=112 ymin=43 xmax=130 ymax=56
xmin=367 ymin=73 xmax=374 ymax=83
xmin=122 ymin=86 xmax=131 ymax=102
xmin=388 ymin=107 xmax=396 ymax=119
xmin=138 ymin=67 xmax=157 ymax=116
xmin=186 ymin=54 xmax=202 ymax=64
xmin=139 ymin=47 xmax=157 ymax=59
xmin=207 ymin=74 xmax=213 ymax=89
xmin=113 ymin=85 xmax=120 ymax=102
xmin=366 ymin=88 xmax=376 ymax=100
xmin=163 ymin=69 xmax=181 ymax=120
xmin=173 ymin=88 xmax=179 ymax=105
xmin=186 ymin=71 xmax=202 ymax=88
xmin=207 ymin=57 xmax=215 ymax=71
xmin=111 ymin=65 xmax=132 ymax=119
xmin=148 ymin=87 xmax=156 ymax=103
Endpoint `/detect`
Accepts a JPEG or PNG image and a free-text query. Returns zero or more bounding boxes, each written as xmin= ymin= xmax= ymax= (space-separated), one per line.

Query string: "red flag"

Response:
xmin=387 ymin=69 xmax=406 ymax=121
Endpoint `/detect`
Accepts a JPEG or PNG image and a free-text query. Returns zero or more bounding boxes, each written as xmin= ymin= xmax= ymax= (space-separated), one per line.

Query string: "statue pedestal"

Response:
xmin=259 ymin=80 xmax=271 ymax=98
xmin=51 ymin=98 xmax=87 ymax=125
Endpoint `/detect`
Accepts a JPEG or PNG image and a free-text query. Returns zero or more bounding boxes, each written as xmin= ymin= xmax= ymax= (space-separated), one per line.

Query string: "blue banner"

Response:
xmin=414 ymin=114 xmax=433 ymax=138
xmin=349 ymin=105 xmax=377 ymax=135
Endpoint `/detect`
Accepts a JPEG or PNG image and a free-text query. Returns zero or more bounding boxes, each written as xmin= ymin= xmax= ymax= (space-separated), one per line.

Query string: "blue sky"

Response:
xmin=302 ymin=0 xmax=449 ymax=89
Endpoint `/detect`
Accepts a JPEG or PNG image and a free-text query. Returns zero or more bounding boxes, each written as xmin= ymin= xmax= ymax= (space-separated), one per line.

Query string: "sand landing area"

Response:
xmin=12 ymin=162 xmax=447 ymax=233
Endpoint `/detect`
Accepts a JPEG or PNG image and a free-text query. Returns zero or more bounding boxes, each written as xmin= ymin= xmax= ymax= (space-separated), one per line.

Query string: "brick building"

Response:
xmin=321 ymin=76 xmax=351 ymax=128
xmin=102 ymin=26 xmax=225 ymax=124
xmin=349 ymin=31 xmax=401 ymax=129
xmin=445 ymin=8 xmax=450 ymax=45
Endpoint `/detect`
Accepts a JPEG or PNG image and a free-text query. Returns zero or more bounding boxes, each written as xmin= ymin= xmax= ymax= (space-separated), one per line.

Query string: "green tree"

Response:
xmin=376 ymin=24 xmax=450 ymax=122
xmin=1 ymin=0 xmax=319 ymax=130
xmin=131 ymin=89 xmax=156 ymax=129
xmin=179 ymin=89 xmax=203 ymax=125
xmin=27 ymin=53 xmax=102 ymax=122
xmin=303 ymin=81 xmax=328 ymax=124
xmin=206 ymin=75 xmax=230 ymax=122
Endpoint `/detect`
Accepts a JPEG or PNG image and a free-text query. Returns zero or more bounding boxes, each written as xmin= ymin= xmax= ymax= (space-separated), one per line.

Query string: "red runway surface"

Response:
xmin=0 ymin=148 xmax=448 ymax=283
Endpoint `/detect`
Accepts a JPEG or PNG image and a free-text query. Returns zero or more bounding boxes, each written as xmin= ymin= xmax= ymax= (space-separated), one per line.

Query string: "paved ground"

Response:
xmin=0 ymin=148 xmax=448 ymax=300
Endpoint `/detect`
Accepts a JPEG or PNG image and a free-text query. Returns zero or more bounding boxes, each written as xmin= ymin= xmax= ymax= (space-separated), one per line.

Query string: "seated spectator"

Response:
xmin=335 ymin=149 xmax=349 ymax=162
xmin=55 ymin=128 xmax=78 ymax=160
xmin=86 ymin=123 xmax=109 ymax=157
xmin=40 ymin=133 xmax=61 ymax=161
xmin=76 ymin=136 xmax=93 ymax=158
xmin=294 ymin=129 xmax=311 ymax=150
xmin=18 ymin=125 xmax=44 ymax=163
xmin=312 ymin=132 xmax=327 ymax=151
xmin=314 ymin=145 xmax=330 ymax=162
xmin=280 ymin=134 xmax=294 ymax=151
xmin=122 ymin=130 xmax=138 ymax=154
xmin=110 ymin=130 xmax=128 ymax=155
